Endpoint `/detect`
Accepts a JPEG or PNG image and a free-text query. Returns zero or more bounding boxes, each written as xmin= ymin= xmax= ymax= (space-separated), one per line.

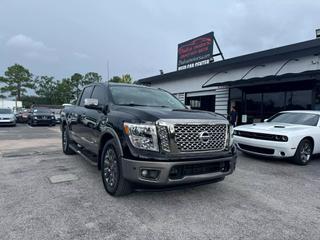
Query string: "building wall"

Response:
xmin=0 ymin=99 xmax=22 ymax=109
xmin=149 ymin=73 xmax=229 ymax=116
xmin=147 ymin=54 xmax=319 ymax=117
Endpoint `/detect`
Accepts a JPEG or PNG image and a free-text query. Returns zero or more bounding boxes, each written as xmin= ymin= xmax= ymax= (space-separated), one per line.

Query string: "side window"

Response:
xmin=79 ymin=86 xmax=93 ymax=107
xmin=91 ymin=86 xmax=107 ymax=105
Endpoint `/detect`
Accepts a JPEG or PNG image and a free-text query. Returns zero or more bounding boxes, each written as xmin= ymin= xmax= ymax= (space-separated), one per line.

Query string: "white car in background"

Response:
xmin=0 ymin=108 xmax=16 ymax=126
xmin=234 ymin=111 xmax=320 ymax=165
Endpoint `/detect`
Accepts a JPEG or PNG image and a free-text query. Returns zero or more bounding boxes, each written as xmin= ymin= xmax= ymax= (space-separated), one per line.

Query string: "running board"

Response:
xmin=69 ymin=145 xmax=98 ymax=167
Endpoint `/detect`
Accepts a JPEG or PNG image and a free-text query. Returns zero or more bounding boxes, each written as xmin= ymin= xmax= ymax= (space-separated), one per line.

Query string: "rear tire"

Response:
xmin=62 ymin=125 xmax=75 ymax=155
xmin=101 ymin=139 xmax=132 ymax=196
xmin=293 ymin=139 xmax=313 ymax=165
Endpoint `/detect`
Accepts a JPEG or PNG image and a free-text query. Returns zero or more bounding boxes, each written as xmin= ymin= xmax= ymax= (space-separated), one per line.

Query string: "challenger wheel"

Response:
xmin=62 ymin=125 xmax=75 ymax=155
xmin=101 ymin=139 xmax=132 ymax=196
xmin=293 ymin=139 xmax=313 ymax=165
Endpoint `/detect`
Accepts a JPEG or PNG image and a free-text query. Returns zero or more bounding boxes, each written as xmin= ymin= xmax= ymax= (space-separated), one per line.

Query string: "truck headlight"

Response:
xmin=229 ymin=125 xmax=234 ymax=146
xmin=124 ymin=122 xmax=159 ymax=152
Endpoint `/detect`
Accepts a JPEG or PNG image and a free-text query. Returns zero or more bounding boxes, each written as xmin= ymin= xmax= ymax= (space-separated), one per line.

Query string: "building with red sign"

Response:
xmin=137 ymin=36 xmax=320 ymax=125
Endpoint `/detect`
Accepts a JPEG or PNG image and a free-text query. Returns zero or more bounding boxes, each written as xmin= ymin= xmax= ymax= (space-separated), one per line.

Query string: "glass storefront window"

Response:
xmin=246 ymin=93 xmax=262 ymax=122
xmin=263 ymin=92 xmax=285 ymax=118
xmin=230 ymin=88 xmax=242 ymax=99
xmin=286 ymin=90 xmax=312 ymax=110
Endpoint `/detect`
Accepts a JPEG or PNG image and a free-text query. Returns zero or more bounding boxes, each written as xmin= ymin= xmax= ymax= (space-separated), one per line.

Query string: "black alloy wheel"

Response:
xmin=62 ymin=125 xmax=75 ymax=155
xmin=293 ymin=139 xmax=313 ymax=165
xmin=101 ymin=139 xmax=132 ymax=196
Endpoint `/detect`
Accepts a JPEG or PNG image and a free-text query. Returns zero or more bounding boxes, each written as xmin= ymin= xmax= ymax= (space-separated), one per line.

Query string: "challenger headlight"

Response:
xmin=124 ymin=122 xmax=159 ymax=152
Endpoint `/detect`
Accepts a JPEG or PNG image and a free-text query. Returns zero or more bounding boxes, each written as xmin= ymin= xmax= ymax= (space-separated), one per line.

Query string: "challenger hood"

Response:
xmin=235 ymin=122 xmax=312 ymax=134
xmin=114 ymin=106 xmax=227 ymax=122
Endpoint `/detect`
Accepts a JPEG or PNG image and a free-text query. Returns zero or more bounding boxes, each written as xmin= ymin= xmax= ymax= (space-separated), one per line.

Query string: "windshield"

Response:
xmin=33 ymin=108 xmax=52 ymax=114
xmin=0 ymin=109 xmax=12 ymax=114
xmin=267 ymin=112 xmax=319 ymax=126
xmin=110 ymin=85 xmax=186 ymax=109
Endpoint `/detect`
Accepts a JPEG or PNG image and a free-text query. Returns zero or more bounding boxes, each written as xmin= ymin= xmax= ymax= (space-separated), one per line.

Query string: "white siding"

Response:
xmin=0 ymin=99 xmax=22 ymax=109
xmin=149 ymin=73 xmax=229 ymax=115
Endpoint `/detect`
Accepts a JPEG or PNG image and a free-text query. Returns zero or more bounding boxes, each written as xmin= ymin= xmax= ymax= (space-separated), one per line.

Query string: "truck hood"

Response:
xmin=114 ymin=106 xmax=227 ymax=122
xmin=235 ymin=122 xmax=313 ymax=134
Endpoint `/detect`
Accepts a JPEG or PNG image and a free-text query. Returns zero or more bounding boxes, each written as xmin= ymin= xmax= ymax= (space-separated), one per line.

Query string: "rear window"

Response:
xmin=0 ymin=109 xmax=12 ymax=114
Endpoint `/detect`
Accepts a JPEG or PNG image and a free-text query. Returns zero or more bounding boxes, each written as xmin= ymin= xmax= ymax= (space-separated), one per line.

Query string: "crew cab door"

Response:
xmin=69 ymin=86 xmax=94 ymax=147
xmin=83 ymin=85 xmax=109 ymax=154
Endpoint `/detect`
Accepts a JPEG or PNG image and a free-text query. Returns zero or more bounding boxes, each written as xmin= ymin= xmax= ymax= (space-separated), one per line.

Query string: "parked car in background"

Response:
xmin=15 ymin=109 xmax=30 ymax=123
xmin=61 ymin=83 xmax=236 ymax=196
xmin=0 ymin=108 xmax=16 ymax=126
xmin=234 ymin=111 xmax=320 ymax=165
xmin=51 ymin=109 xmax=62 ymax=124
xmin=60 ymin=104 xmax=73 ymax=120
xmin=28 ymin=107 xmax=56 ymax=126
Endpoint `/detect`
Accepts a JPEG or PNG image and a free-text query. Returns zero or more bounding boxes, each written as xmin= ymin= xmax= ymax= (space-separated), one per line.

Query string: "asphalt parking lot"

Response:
xmin=0 ymin=124 xmax=320 ymax=240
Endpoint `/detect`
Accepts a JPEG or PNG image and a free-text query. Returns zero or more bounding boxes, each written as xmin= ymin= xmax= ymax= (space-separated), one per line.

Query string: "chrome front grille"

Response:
xmin=174 ymin=124 xmax=227 ymax=152
xmin=158 ymin=125 xmax=170 ymax=152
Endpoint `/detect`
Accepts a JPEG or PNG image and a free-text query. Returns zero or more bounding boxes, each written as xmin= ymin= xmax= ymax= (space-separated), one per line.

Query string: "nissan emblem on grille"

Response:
xmin=199 ymin=131 xmax=210 ymax=143
xmin=174 ymin=124 xmax=227 ymax=152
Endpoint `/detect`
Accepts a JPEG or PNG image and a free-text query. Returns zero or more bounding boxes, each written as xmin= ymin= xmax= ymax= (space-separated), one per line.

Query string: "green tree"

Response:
xmin=69 ymin=72 xmax=102 ymax=100
xmin=54 ymin=78 xmax=74 ymax=104
xmin=83 ymin=72 xmax=102 ymax=85
xmin=70 ymin=73 xmax=83 ymax=99
xmin=109 ymin=74 xmax=133 ymax=84
xmin=109 ymin=76 xmax=122 ymax=83
xmin=34 ymin=76 xmax=57 ymax=105
xmin=20 ymin=95 xmax=48 ymax=108
xmin=0 ymin=64 xmax=34 ymax=101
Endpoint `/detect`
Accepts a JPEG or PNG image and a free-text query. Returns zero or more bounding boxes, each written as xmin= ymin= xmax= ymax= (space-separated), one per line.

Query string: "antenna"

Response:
xmin=107 ymin=60 xmax=110 ymax=82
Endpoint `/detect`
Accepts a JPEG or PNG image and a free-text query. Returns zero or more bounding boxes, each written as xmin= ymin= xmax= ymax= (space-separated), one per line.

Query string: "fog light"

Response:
xmin=141 ymin=169 xmax=148 ymax=177
xmin=140 ymin=169 xmax=160 ymax=180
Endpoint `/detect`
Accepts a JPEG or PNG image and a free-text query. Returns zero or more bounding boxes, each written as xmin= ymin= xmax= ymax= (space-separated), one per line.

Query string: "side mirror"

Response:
xmin=84 ymin=98 xmax=105 ymax=111
xmin=186 ymin=105 xmax=191 ymax=110
xmin=84 ymin=98 xmax=99 ymax=109
xmin=264 ymin=119 xmax=269 ymax=122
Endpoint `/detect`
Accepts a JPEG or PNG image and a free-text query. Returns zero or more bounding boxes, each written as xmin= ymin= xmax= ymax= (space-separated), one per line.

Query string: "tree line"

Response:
xmin=0 ymin=64 xmax=133 ymax=108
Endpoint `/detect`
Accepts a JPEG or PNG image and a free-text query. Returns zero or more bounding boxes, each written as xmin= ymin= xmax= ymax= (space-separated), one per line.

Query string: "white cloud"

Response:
xmin=5 ymin=34 xmax=58 ymax=62
xmin=6 ymin=34 xmax=54 ymax=52
xmin=73 ymin=51 xmax=90 ymax=59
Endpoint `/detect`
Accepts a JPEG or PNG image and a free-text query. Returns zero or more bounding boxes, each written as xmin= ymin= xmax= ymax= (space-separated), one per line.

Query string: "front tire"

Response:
xmin=62 ymin=125 xmax=75 ymax=155
xmin=101 ymin=139 xmax=132 ymax=196
xmin=293 ymin=139 xmax=313 ymax=165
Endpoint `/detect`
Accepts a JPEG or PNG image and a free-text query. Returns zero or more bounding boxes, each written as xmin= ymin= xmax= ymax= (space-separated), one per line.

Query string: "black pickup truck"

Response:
xmin=61 ymin=83 xmax=237 ymax=196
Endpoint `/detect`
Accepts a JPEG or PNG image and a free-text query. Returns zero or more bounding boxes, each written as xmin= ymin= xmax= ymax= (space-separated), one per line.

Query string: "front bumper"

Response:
xmin=0 ymin=120 xmax=16 ymax=126
xmin=33 ymin=119 xmax=55 ymax=125
xmin=234 ymin=135 xmax=296 ymax=158
xmin=122 ymin=153 xmax=236 ymax=186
